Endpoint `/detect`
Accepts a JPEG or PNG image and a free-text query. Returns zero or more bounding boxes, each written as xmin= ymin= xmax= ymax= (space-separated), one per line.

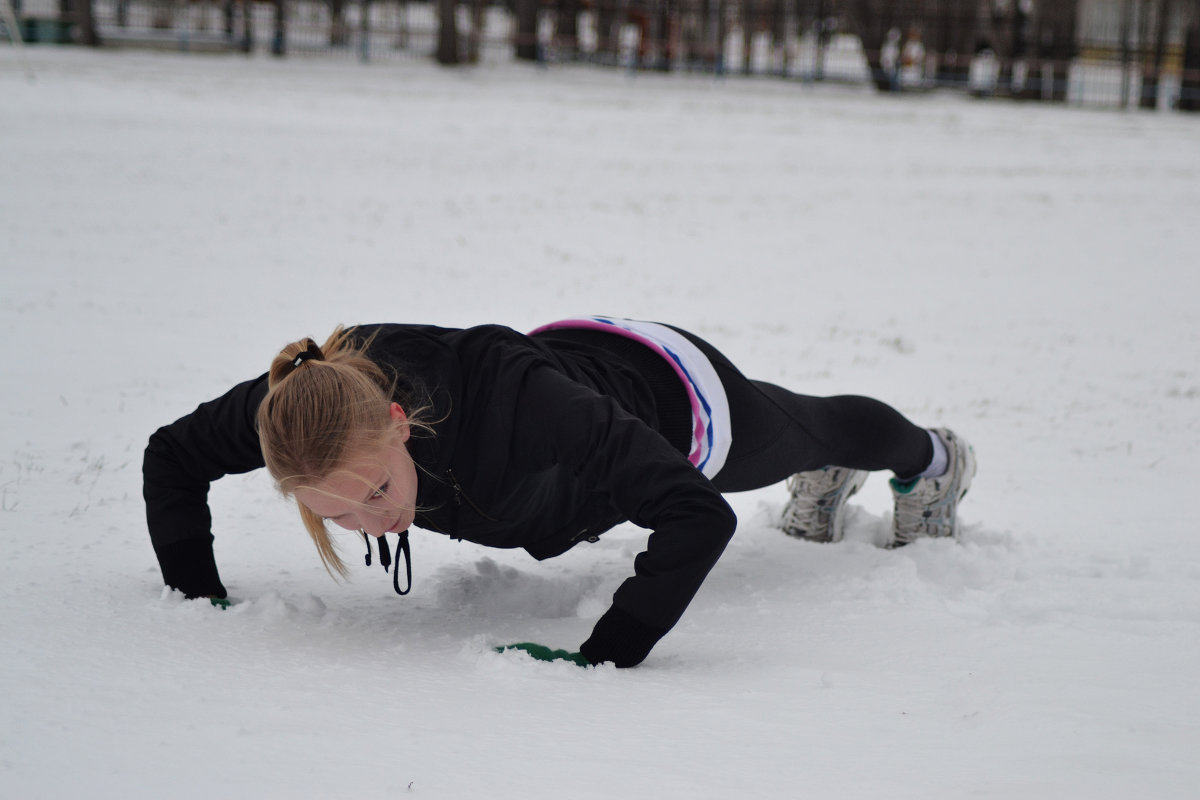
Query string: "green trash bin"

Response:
xmin=20 ymin=17 xmax=75 ymax=43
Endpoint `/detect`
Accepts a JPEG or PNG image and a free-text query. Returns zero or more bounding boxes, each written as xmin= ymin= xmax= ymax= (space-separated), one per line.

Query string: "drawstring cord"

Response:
xmin=393 ymin=531 xmax=412 ymax=596
xmin=361 ymin=530 xmax=413 ymax=596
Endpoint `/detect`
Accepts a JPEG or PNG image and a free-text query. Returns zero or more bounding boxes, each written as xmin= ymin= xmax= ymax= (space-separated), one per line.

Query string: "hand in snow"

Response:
xmin=495 ymin=642 xmax=591 ymax=667
xmin=209 ymin=597 xmax=232 ymax=609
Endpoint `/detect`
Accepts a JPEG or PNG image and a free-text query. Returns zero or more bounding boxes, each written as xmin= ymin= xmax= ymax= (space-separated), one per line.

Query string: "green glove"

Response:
xmin=209 ymin=597 xmax=232 ymax=609
xmin=495 ymin=642 xmax=591 ymax=667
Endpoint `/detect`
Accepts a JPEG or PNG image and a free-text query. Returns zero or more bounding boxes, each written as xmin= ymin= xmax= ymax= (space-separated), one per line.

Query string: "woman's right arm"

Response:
xmin=142 ymin=375 xmax=270 ymax=599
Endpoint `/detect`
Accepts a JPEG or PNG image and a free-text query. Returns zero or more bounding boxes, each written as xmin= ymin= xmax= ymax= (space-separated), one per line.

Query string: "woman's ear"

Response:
xmin=389 ymin=402 xmax=411 ymax=443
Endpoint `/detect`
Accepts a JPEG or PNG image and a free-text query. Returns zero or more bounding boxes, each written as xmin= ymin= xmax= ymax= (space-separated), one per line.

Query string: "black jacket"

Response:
xmin=143 ymin=323 xmax=737 ymax=667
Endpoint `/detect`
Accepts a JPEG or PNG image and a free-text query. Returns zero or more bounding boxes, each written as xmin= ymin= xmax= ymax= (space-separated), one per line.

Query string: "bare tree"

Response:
xmin=1012 ymin=0 xmax=1078 ymax=101
xmin=1038 ymin=0 xmax=1078 ymax=102
xmin=1182 ymin=8 xmax=1200 ymax=111
xmin=656 ymin=0 xmax=674 ymax=69
xmin=437 ymin=0 xmax=459 ymax=63
xmin=557 ymin=0 xmax=580 ymax=58
xmin=331 ymin=0 xmax=349 ymax=46
xmin=698 ymin=0 xmax=727 ymax=71
xmin=78 ymin=0 xmax=99 ymax=44
xmin=925 ymin=0 xmax=977 ymax=86
xmin=741 ymin=0 xmax=787 ymax=74
xmin=515 ymin=0 xmax=539 ymax=60
xmin=57 ymin=0 xmax=99 ymax=43
xmin=594 ymin=0 xmax=620 ymax=62
xmin=1140 ymin=0 xmax=1172 ymax=108
xmin=271 ymin=0 xmax=286 ymax=55
xmin=466 ymin=0 xmax=486 ymax=62
xmin=846 ymin=0 xmax=902 ymax=90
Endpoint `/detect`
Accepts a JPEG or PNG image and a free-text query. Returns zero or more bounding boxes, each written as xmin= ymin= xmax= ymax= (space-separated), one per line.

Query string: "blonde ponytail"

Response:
xmin=258 ymin=326 xmax=403 ymax=578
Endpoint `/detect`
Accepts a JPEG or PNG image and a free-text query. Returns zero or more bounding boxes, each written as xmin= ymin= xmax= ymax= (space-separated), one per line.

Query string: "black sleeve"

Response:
xmin=142 ymin=375 xmax=270 ymax=598
xmin=511 ymin=366 xmax=738 ymax=668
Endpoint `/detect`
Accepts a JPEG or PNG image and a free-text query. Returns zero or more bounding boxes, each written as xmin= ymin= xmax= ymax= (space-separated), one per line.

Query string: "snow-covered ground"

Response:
xmin=2 ymin=46 xmax=1198 ymax=799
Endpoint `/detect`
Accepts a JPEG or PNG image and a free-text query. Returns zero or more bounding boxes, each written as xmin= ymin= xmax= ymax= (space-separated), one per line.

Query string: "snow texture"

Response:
xmin=2 ymin=47 xmax=1199 ymax=799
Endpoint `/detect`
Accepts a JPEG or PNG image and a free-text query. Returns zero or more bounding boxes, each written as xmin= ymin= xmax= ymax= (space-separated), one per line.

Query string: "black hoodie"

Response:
xmin=143 ymin=323 xmax=737 ymax=667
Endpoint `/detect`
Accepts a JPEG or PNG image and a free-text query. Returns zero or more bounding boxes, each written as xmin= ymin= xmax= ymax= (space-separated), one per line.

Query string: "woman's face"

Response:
xmin=293 ymin=403 xmax=419 ymax=538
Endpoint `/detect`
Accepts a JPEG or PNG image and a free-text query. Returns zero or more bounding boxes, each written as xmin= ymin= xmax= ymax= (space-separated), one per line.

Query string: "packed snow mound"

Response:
xmin=432 ymin=557 xmax=606 ymax=619
xmin=157 ymin=586 xmax=329 ymax=619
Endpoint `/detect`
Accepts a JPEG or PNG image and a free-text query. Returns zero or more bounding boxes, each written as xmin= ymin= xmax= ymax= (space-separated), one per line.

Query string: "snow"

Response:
xmin=3 ymin=46 xmax=1199 ymax=798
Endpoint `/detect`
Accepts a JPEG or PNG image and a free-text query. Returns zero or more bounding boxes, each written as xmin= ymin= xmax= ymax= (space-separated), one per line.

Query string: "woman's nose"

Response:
xmin=330 ymin=510 xmax=387 ymax=537
xmin=360 ymin=516 xmax=389 ymax=538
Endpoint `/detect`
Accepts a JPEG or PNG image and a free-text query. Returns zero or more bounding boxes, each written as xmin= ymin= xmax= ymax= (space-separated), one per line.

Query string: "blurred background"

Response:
xmin=5 ymin=0 xmax=1200 ymax=112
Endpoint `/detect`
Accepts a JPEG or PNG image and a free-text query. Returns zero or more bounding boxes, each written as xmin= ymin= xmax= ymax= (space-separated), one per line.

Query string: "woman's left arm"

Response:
xmin=513 ymin=366 xmax=739 ymax=668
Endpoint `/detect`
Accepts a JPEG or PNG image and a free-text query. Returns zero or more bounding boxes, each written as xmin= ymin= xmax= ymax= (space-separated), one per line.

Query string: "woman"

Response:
xmin=143 ymin=317 xmax=975 ymax=668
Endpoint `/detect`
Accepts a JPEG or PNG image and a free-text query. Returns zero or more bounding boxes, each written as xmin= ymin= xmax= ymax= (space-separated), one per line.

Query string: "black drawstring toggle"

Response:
xmin=361 ymin=529 xmax=413 ymax=596
xmin=377 ymin=534 xmax=392 ymax=571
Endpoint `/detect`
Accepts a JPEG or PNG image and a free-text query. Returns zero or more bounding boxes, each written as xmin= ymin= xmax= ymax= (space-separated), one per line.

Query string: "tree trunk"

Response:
xmin=436 ymin=0 xmax=459 ymax=63
xmin=1181 ymin=22 xmax=1200 ymax=111
xmin=1016 ymin=1 xmax=1043 ymax=99
xmin=1119 ymin=0 xmax=1134 ymax=107
xmin=271 ymin=0 xmax=287 ymax=55
xmin=709 ymin=0 xmax=725 ymax=70
xmin=396 ymin=0 xmax=409 ymax=49
xmin=929 ymin=0 xmax=974 ymax=87
xmin=699 ymin=0 xmax=723 ymax=71
xmin=358 ymin=0 xmax=370 ymax=60
xmin=805 ymin=0 xmax=830 ymax=81
xmin=741 ymin=0 xmax=754 ymax=73
xmin=557 ymin=0 xmax=579 ymax=59
xmin=770 ymin=0 xmax=787 ymax=75
xmin=240 ymin=0 xmax=253 ymax=52
xmin=595 ymin=0 xmax=617 ymax=62
xmin=655 ymin=0 xmax=674 ymax=69
xmin=331 ymin=0 xmax=348 ymax=46
xmin=75 ymin=0 xmax=99 ymax=44
xmin=1140 ymin=0 xmax=1171 ymax=109
xmin=466 ymin=0 xmax=484 ymax=62
xmin=1045 ymin=0 xmax=1079 ymax=102
xmin=849 ymin=0 xmax=900 ymax=91
xmin=515 ymin=0 xmax=538 ymax=60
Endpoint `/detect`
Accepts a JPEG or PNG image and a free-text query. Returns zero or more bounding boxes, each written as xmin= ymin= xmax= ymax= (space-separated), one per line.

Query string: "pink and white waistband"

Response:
xmin=530 ymin=316 xmax=731 ymax=479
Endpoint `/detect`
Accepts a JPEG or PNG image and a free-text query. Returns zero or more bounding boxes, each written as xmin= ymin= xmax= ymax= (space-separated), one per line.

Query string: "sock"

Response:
xmin=916 ymin=430 xmax=948 ymax=479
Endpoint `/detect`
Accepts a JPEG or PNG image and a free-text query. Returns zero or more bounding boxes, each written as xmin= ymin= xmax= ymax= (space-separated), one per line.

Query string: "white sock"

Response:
xmin=917 ymin=430 xmax=948 ymax=479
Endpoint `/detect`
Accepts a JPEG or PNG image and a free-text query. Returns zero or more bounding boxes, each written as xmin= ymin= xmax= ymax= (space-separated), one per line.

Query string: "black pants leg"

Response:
xmin=671 ymin=329 xmax=934 ymax=494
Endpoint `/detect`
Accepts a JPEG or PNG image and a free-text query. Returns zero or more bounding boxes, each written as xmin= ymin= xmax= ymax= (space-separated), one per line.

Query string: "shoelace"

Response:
xmin=362 ymin=530 xmax=413 ymax=596
xmin=892 ymin=478 xmax=957 ymax=541
xmin=781 ymin=471 xmax=844 ymax=529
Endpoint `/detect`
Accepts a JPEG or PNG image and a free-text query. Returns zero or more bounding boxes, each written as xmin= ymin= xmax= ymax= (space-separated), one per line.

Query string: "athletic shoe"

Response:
xmin=888 ymin=428 xmax=976 ymax=546
xmin=780 ymin=466 xmax=869 ymax=543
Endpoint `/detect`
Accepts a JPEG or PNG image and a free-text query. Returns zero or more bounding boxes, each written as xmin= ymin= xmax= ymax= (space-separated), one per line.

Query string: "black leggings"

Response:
xmin=673 ymin=329 xmax=934 ymax=493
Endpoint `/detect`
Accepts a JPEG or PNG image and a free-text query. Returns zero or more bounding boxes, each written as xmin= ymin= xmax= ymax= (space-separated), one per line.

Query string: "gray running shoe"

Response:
xmin=889 ymin=428 xmax=976 ymax=546
xmin=780 ymin=466 xmax=869 ymax=543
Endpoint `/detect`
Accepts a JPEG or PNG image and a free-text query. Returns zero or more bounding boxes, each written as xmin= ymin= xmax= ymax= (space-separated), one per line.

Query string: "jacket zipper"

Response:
xmin=445 ymin=468 xmax=500 ymax=523
xmin=571 ymin=527 xmax=600 ymax=544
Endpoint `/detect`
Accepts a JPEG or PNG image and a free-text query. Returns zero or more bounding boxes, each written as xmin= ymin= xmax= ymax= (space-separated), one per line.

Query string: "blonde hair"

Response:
xmin=258 ymin=326 xmax=420 ymax=578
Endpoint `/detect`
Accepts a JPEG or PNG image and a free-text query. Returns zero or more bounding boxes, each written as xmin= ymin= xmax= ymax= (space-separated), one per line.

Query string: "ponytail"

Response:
xmin=258 ymin=326 xmax=411 ymax=578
